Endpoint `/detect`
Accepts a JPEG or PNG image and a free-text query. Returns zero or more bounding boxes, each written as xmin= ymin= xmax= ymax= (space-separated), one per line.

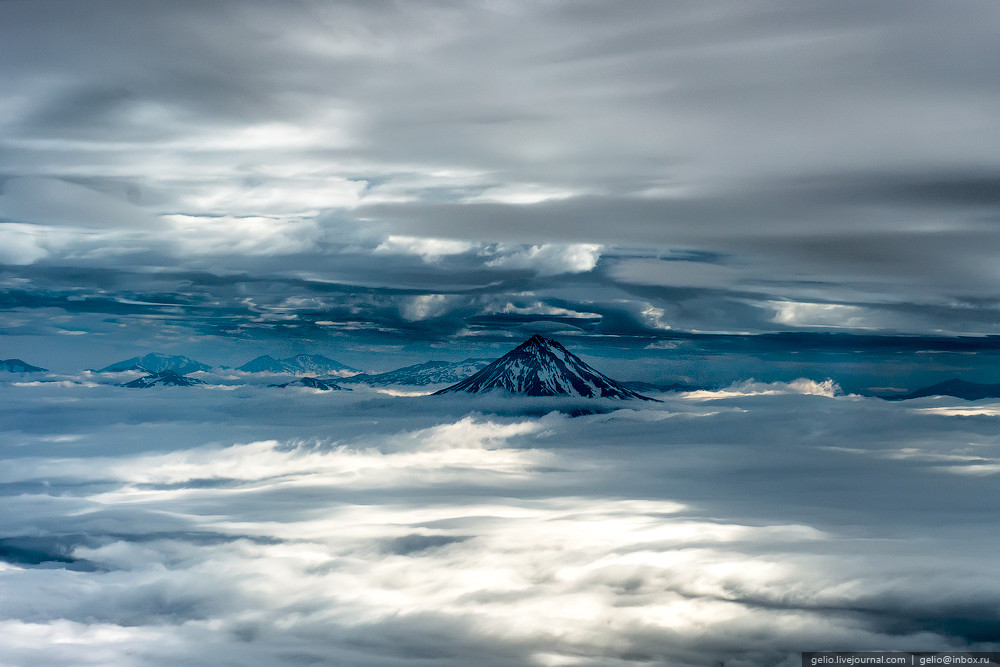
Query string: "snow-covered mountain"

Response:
xmin=1 ymin=358 xmax=47 ymax=373
xmin=434 ymin=335 xmax=653 ymax=400
xmin=99 ymin=353 xmax=212 ymax=375
xmin=120 ymin=370 xmax=205 ymax=388
xmin=341 ymin=359 xmax=494 ymax=386
xmin=238 ymin=354 xmax=358 ymax=375
xmin=269 ymin=376 xmax=351 ymax=391
xmin=887 ymin=378 xmax=1000 ymax=401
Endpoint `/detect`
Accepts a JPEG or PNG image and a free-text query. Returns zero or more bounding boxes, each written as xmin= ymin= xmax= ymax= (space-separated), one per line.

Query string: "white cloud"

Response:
xmin=645 ymin=340 xmax=681 ymax=350
xmin=638 ymin=303 xmax=671 ymax=330
xmin=177 ymin=174 xmax=367 ymax=217
xmin=371 ymin=238 xmax=604 ymax=275
xmin=486 ymin=244 xmax=602 ymax=275
xmin=163 ymin=214 xmax=322 ymax=255
xmin=682 ymin=378 xmax=843 ymax=400
xmin=770 ymin=301 xmax=873 ymax=329
xmin=485 ymin=300 xmax=601 ymax=320
xmin=465 ymin=184 xmax=578 ymax=205
xmin=914 ymin=404 xmax=1000 ymax=417
xmin=374 ymin=235 xmax=476 ymax=262
xmin=400 ymin=294 xmax=456 ymax=321
xmin=174 ymin=118 xmax=358 ymax=153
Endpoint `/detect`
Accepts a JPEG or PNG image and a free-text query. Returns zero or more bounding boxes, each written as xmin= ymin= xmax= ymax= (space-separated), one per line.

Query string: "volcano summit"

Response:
xmin=434 ymin=335 xmax=653 ymax=400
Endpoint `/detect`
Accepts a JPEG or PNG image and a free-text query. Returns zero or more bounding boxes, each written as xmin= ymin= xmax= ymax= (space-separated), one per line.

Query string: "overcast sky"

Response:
xmin=2 ymin=0 xmax=1000 ymax=370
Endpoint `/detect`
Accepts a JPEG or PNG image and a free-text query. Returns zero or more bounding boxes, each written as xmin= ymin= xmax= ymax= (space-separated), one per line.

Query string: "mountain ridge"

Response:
xmin=1 ymin=358 xmax=47 ymax=373
xmin=340 ymin=358 xmax=494 ymax=386
xmin=885 ymin=378 xmax=1000 ymax=401
xmin=99 ymin=353 xmax=211 ymax=375
xmin=238 ymin=354 xmax=358 ymax=375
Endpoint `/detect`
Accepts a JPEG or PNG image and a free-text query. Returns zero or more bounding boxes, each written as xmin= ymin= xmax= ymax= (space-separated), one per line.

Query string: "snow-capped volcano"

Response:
xmin=433 ymin=335 xmax=653 ymax=400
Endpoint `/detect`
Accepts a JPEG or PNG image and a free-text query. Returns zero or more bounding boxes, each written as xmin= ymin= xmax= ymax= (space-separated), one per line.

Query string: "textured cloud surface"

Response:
xmin=2 ymin=383 xmax=999 ymax=665
xmin=3 ymin=0 xmax=1000 ymax=364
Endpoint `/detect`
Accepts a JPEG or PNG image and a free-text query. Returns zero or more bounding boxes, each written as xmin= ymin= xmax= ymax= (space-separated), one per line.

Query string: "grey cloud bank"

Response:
xmin=2 ymin=0 xmax=1000 ymax=358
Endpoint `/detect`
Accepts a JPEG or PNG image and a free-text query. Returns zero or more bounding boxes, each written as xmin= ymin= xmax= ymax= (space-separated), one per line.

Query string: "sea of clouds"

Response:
xmin=1 ymin=381 xmax=999 ymax=666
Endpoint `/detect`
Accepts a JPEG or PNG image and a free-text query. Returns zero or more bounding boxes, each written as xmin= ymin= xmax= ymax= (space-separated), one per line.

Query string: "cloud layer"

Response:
xmin=2 ymin=383 xmax=999 ymax=664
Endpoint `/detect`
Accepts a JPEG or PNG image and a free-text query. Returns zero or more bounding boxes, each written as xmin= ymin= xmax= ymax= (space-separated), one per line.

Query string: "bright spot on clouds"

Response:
xmin=164 ymin=214 xmax=322 ymax=255
xmin=914 ymin=404 xmax=1000 ymax=417
xmin=645 ymin=340 xmax=681 ymax=350
xmin=682 ymin=378 xmax=843 ymax=400
xmin=373 ymin=238 xmax=603 ymax=275
xmin=466 ymin=184 xmax=578 ymax=205
xmin=770 ymin=301 xmax=872 ymax=329
xmin=181 ymin=119 xmax=358 ymax=153
xmin=639 ymin=304 xmax=671 ymax=330
xmin=401 ymin=294 xmax=456 ymax=321
xmin=374 ymin=235 xmax=476 ymax=262
xmin=0 ymin=224 xmax=49 ymax=264
xmin=493 ymin=301 xmax=601 ymax=320
xmin=178 ymin=175 xmax=367 ymax=216
xmin=486 ymin=243 xmax=602 ymax=275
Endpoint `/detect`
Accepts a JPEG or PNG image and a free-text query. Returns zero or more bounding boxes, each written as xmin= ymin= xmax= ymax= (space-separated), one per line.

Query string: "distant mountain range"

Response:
xmin=38 ymin=342 xmax=981 ymax=402
xmin=121 ymin=370 xmax=206 ymax=388
xmin=269 ymin=376 xmax=351 ymax=391
xmin=340 ymin=359 xmax=494 ymax=386
xmin=95 ymin=352 xmax=358 ymax=376
xmin=885 ymin=378 xmax=1000 ymax=401
xmin=99 ymin=353 xmax=212 ymax=375
xmin=434 ymin=335 xmax=654 ymax=400
xmin=1 ymin=358 xmax=47 ymax=373
xmin=238 ymin=354 xmax=358 ymax=375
